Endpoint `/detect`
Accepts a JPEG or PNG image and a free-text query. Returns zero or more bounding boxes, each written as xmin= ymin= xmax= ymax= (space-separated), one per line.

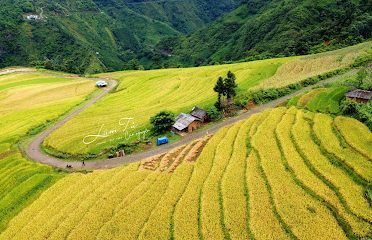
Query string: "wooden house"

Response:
xmin=345 ymin=89 xmax=372 ymax=103
xmin=190 ymin=106 xmax=208 ymax=122
xmin=172 ymin=113 xmax=201 ymax=133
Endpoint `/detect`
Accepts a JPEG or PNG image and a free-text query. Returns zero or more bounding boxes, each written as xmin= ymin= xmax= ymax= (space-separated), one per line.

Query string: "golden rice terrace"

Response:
xmin=1 ymin=107 xmax=371 ymax=240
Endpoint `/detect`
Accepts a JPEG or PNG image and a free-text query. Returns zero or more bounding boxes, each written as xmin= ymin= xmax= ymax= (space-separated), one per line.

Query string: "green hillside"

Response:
xmin=158 ymin=0 xmax=372 ymax=67
xmin=0 ymin=0 xmax=239 ymax=74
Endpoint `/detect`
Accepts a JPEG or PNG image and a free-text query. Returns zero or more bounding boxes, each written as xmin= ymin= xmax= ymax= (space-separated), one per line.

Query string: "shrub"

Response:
xmin=340 ymin=99 xmax=372 ymax=130
xmin=340 ymin=99 xmax=359 ymax=115
xmin=207 ymin=106 xmax=222 ymax=121
xmin=355 ymin=103 xmax=372 ymax=130
xmin=150 ymin=111 xmax=175 ymax=134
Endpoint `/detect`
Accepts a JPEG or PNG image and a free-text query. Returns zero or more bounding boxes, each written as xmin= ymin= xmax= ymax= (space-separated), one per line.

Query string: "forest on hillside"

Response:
xmin=0 ymin=0 xmax=371 ymax=73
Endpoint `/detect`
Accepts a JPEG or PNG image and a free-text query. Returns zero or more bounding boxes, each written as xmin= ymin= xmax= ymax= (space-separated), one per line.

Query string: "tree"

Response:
xmin=213 ymin=76 xmax=225 ymax=110
xmin=213 ymin=71 xmax=238 ymax=111
xmin=124 ymin=59 xmax=144 ymax=70
xmin=224 ymin=70 xmax=237 ymax=101
xmin=150 ymin=111 xmax=175 ymax=134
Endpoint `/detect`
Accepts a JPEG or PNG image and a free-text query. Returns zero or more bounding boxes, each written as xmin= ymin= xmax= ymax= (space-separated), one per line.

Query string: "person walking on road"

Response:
xmin=82 ymin=160 xmax=85 ymax=167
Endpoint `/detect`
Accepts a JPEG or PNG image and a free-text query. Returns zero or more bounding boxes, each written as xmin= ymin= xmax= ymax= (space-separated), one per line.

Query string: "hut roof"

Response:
xmin=345 ymin=89 xmax=372 ymax=100
xmin=190 ymin=106 xmax=207 ymax=120
xmin=173 ymin=113 xmax=198 ymax=131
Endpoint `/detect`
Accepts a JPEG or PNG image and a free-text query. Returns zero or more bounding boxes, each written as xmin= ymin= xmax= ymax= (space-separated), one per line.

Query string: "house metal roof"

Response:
xmin=345 ymin=89 xmax=372 ymax=100
xmin=173 ymin=113 xmax=198 ymax=131
xmin=190 ymin=106 xmax=207 ymax=120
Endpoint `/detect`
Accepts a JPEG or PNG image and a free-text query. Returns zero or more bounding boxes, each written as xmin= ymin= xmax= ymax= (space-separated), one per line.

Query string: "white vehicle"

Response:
xmin=96 ymin=80 xmax=108 ymax=88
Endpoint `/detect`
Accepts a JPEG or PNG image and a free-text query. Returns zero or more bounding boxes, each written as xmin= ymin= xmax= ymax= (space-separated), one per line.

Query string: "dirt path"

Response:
xmin=24 ymin=69 xmax=356 ymax=170
xmin=0 ymin=67 xmax=36 ymax=76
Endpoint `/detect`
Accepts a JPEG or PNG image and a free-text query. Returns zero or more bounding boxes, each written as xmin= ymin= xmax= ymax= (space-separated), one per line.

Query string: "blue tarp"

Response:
xmin=156 ymin=137 xmax=169 ymax=146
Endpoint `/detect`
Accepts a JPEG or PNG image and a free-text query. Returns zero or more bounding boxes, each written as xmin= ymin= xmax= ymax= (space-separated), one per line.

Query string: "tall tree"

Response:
xmin=214 ymin=76 xmax=225 ymax=110
xmin=224 ymin=71 xmax=237 ymax=101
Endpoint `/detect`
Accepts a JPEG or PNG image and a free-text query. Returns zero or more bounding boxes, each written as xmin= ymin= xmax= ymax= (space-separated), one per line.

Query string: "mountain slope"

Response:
xmin=0 ymin=0 xmax=239 ymax=73
xmin=159 ymin=0 xmax=372 ymax=66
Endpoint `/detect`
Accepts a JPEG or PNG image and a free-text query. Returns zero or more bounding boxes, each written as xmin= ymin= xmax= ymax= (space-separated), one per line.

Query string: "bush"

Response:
xmin=234 ymin=97 xmax=248 ymax=109
xmin=207 ymin=106 xmax=222 ymax=121
xmin=355 ymin=103 xmax=372 ymax=130
xmin=340 ymin=99 xmax=372 ymax=130
xmin=340 ymin=99 xmax=359 ymax=115
xmin=150 ymin=111 xmax=175 ymax=134
xmin=109 ymin=143 xmax=138 ymax=156
xmin=249 ymin=87 xmax=293 ymax=104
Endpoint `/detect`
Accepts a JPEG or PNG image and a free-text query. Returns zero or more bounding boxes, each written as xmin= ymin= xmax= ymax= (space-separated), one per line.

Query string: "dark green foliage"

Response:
xmin=0 ymin=0 xmax=239 ymax=73
xmin=340 ymin=100 xmax=372 ymax=130
xmin=150 ymin=111 xmax=175 ymax=134
xmin=26 ymin=120 xmax=52 ymax=136
xmin=224 ymin=71 xmax=237 ymax=100
xmin=207 ymin=106 xmax=222 ymax=121
xmin=356 ymin=68 xmax=372 ymax=90
xmin=109 ymin=142 xmax=140 ymax=156
xmin=340 ymin=99 xmax=359 ymax=116
xmin=214 ymin=76 xmax=225 ymax=110
xmin=160 ymin=0 xmax=372 ymax=67
xmin=123 ymin=59 xmax=144 ymax=70
xmin=213 ymin=71 xmax=238 ymax=110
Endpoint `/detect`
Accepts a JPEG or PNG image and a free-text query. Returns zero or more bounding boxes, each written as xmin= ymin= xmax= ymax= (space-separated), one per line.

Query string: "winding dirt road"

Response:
xmin=23 ymin=70 xmax=357 ymax=170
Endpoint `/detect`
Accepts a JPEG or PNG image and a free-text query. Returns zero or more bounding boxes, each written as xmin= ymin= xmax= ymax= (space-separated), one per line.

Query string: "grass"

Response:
xmin=0 ymin=71 xmax=97 ymax=233
xmin=43 ymin=41 xmax=372 ymax=156
xmin=306 ymin=86 xmax=350 ymax=114
xmin=297 ymin=88 xmax=326 ymax=107
xmin=2 ymin=107 xmax=371 ymax=239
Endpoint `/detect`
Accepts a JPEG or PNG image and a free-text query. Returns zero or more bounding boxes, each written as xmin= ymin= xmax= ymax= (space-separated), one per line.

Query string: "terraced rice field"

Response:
xmin=0 ymin=71 xmax=96 ymax=232
xmin=2 ymin=107 xmax=371 ymax=239
xmin=256 ymin=41 xmax=371 ymax=88
xmin=43 ymin=42 xmax=372 ymax=155
xmin=305 ymin=86 xmax=350 ymax=113
xmin=288 ymin=86 xmax=350 ymax=114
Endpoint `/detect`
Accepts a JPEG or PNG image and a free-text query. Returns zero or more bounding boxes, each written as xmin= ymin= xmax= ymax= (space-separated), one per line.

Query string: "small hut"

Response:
xmin=345 ymin=89 xmax=372 ymax=103
xmin=172 ymin=113 xmax=201 ymax=133
xmin=190 ymin=106 xmax=208 ymax=122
